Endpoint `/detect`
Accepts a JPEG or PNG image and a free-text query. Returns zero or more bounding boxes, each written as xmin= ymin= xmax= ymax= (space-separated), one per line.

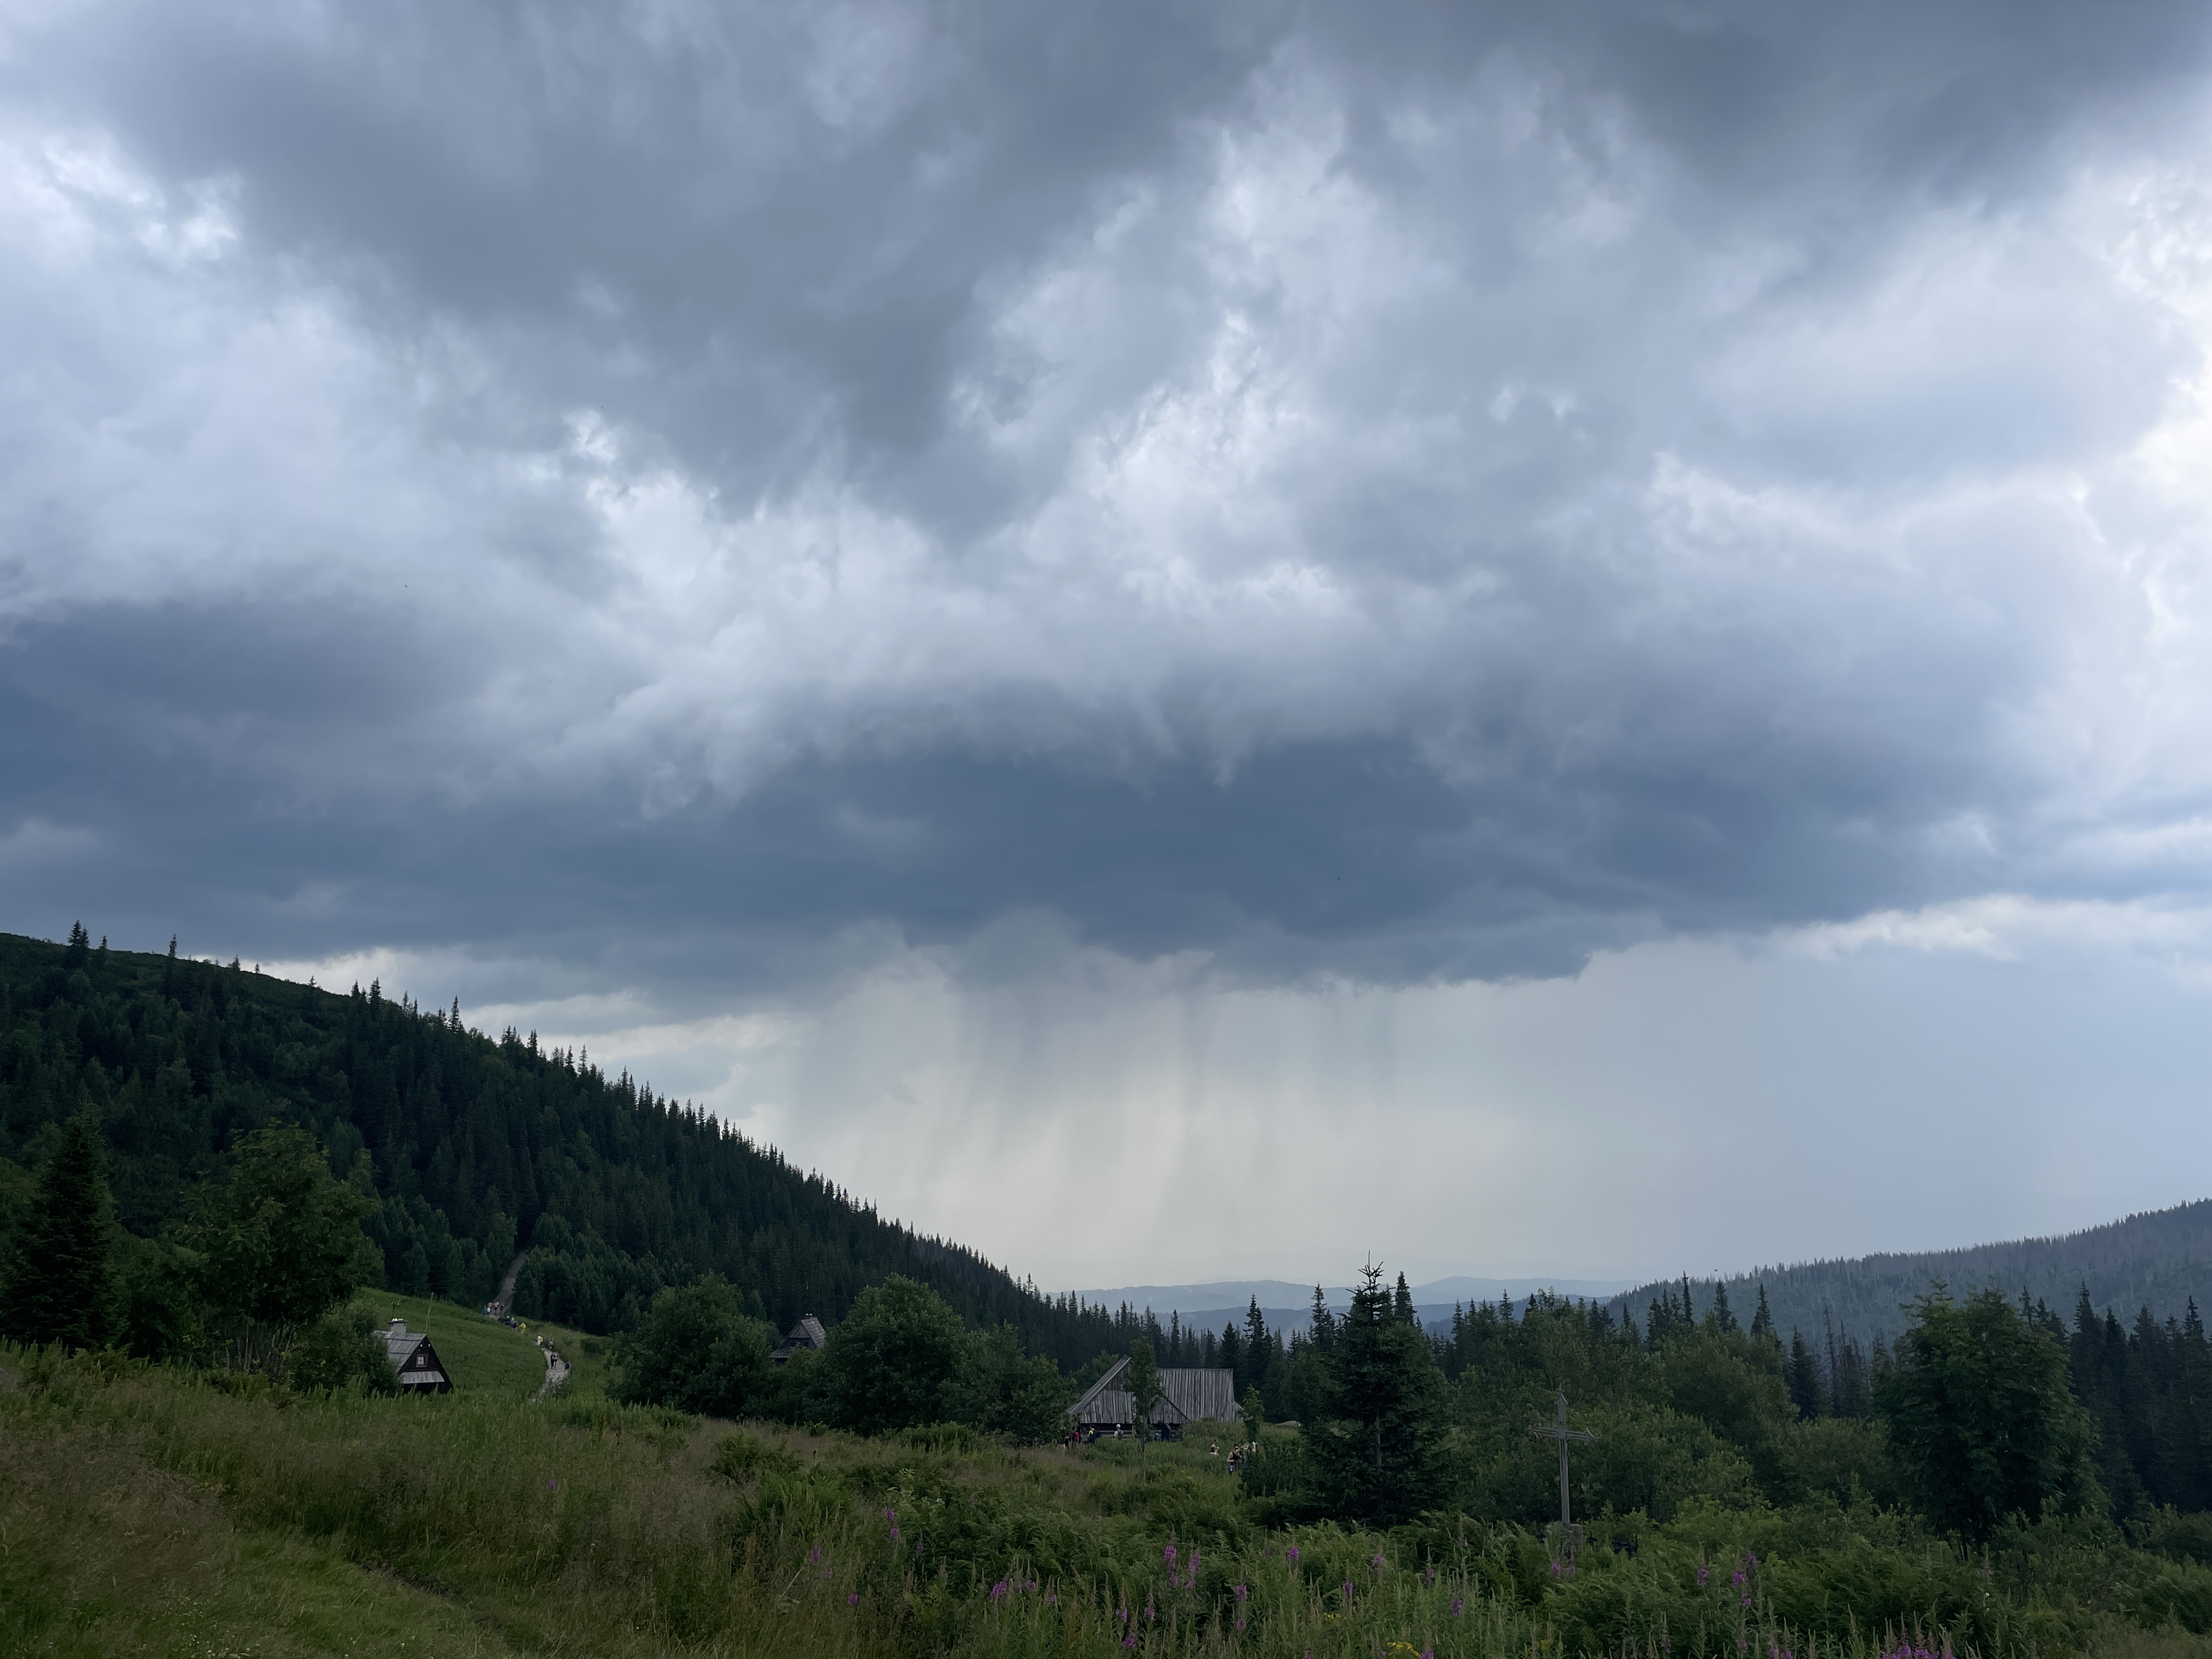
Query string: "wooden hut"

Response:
xmin=770 ymin=1314 xmax=828 ymax=1364
xmin=1066 ymin=1357 xmax=1235 ymax=1438
xmin=382 ymin=1318 xmax=454 ymax=1394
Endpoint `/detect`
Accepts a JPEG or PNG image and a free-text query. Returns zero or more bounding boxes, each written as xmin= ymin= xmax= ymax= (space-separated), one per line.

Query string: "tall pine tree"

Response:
xmin=0 ymin=1113 xmax=114 ymax=1351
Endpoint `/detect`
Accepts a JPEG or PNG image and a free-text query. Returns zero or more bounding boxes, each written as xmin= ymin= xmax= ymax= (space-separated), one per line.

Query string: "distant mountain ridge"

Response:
xmin=1604 ymin=1200 xmax=2212 ymax=1348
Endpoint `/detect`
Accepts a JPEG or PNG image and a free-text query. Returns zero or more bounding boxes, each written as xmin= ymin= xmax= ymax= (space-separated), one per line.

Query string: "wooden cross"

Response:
xmin=1527 ymin=1387 xmax=1596 ymax=1550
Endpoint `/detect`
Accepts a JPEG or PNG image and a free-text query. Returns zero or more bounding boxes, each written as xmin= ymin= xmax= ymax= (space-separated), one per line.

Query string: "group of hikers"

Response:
xmin=1054 ymin=1425 xmax=1247 ymax=1470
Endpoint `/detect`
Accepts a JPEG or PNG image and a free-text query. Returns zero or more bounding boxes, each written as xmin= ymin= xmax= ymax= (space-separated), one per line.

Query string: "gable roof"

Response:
xmin=381 ymin=1319 xmax=450 ymax=1389
xmin=771 ymin=1314 xmax=828 ymax=1362
xmin=1066 ymin=1357 xmax=1237 ymax=1425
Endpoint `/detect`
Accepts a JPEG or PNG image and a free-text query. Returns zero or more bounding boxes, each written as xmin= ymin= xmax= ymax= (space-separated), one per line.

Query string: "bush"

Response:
xmin=814 ymin=1275 xmax=967 ymax=1437
xmin=610 ymin=1276 xmax=776 ymax=1418
xmin=285 ymin=1305 xmax=399 ymax=1396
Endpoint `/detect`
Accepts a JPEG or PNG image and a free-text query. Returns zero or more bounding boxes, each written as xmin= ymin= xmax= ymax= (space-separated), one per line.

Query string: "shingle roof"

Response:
xmin=771 ymin=1314 xmax=828 ymax=1362
xmin=382 ymin=1319 xmax=449 ymax=1387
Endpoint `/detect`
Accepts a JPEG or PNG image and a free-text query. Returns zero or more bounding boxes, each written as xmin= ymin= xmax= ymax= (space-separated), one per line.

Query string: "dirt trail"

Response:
xmin=539 ymin=1345 xmax=571 ymax=1397
xmin=488 ymin=1252 xmax=528 ymax=1317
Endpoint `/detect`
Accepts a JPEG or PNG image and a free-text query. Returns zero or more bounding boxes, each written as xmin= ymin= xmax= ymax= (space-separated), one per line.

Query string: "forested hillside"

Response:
xmin=1609 ymin=1202 xmax=2212 ymax=1354
xmin=0 ymin=928 xmax=1121 ymax=1364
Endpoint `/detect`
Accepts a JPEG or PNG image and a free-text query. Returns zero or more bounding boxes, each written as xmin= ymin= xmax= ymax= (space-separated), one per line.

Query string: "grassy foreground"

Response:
xmin=5 ymin=1329 xmax=2212 ymax=1659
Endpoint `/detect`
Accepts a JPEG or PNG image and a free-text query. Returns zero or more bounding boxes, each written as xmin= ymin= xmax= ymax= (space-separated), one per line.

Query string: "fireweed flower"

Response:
xmin=1287 ymin=1547 xmax=1300 ymax=1565
xmin=1451 ymin=1599 xmax=1464 ymax=1617
xmin=1236 ymin=1618 xmax=1248 ymax=1632
xmin=1371 ymin=1554 xmax=1385 ymax=1571
xmin=1696 ymin=1566 xmax=1710 ymax=1587
xmin=847 ymin=1593 xmax=859 ymax=1606
xmin=889 ymin=1527 xmax=900 ymax=1542
xmin=1145 ymin=1601 xmax=1156 ymax=1622
xmin=1166 ymin=1545 xmax=1178 ymax=1566
xmin=1424 ymin=1567 xmax=1435 ymax=1586
xmin=808 ymin=1547 xmax=822 ymax=1565
xmin=1236 ymin=1584 xmax=1249 ymax=1602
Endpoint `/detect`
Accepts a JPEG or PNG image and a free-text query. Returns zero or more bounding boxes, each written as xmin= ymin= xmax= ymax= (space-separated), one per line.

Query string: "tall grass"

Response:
xmin=6 ymin=1344 xmax=2211 ymax=1659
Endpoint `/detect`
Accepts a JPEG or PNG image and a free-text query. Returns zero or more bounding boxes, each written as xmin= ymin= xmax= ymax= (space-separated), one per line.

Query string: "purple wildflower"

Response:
xmin=545 ymin=1476 xmax=556 ymax=1492
xmin=991 ymin=1581 xmax=1009 ymax=1604
xmin=1372 ymin=1553 xmax=1385 ymax=1571
xmin=1696 ymin=1565 xmax=1709 ymax=1587
xmin=1451 ymin=1599 xmax=1464 ymax=1617
xmin=1287 ymin=1546 xmax=1300 ymax=1565
xmin=1145 ymin=1601 xmax=1156 ymax=1622
xmin=889 ymin=1526 xmax=901 ymax=1542
xmin=1550 ymin=1561 xmax=1562 ymax=1581
xmin=1047 ymin=1592 xmax=1058 ymax=1606
xmin=1166 ymin=1544 xmax=1178 ymax=1567
xmin=848 ymin=1593 xmax=859 ymax=1606
xmin=1424 ymin=1566 xmax=1436 ymax=1586
xmin=1236 ymin=1583 xmax=1249 ymax=1602
xmin=885 ymin=1507 xmax=896 ymax=1523
xmin=1236 ymin=1618 xmax=1248 ymax=1632
xmin=808 ymin=1547 xmax=822 ymax=1565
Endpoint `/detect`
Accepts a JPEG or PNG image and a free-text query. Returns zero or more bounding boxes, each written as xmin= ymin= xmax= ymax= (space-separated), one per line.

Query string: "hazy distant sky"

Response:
xmin=8 ymin=1 xmax=2212 ymax=1286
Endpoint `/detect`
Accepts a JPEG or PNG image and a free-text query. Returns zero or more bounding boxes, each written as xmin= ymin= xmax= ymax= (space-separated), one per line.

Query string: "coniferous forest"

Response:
xmin=0 ymin=928 xmax=1124 ymax=1365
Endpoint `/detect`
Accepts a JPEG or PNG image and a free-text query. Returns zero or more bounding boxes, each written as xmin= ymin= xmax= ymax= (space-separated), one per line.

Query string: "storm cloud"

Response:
xmin=7 ymin=2 xmax=2212 ymax=1279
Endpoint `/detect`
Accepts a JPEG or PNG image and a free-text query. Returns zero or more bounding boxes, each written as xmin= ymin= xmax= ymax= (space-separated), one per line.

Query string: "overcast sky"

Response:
xmin=8 ymin=1 xmax=2212 ymax=1288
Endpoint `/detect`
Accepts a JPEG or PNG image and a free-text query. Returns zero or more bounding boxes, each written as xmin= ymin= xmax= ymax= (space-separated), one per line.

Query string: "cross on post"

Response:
xmin=1527 ymin=1387 xmax=1597 ymax=1561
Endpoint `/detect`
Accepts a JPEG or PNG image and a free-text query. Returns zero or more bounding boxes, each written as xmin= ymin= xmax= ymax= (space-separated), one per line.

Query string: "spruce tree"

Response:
xmin=1306 ymin=1262 xmax=1443 ymax=1524
xmin=1711 ymin=1278 xmax=1737 ymax=1334
xmin=1787 ymin=1328 xmax=1829 ymax=1419
xmin=1308 ymin=1284 xmax=1335 ymax=1351
xmin=1750 ymin=1284 xmax=1774 ymax=1340
xmin=0 ymin=1113 xmax=115 ymax=1352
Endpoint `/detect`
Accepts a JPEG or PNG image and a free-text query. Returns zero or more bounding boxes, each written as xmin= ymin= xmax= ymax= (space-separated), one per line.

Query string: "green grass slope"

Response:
xmin=8 ymin=1341 xmax=2212 ymax=1659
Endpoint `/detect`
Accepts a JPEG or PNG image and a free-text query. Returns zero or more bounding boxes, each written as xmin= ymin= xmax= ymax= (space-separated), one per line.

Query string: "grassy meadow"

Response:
xmin=7 ymin=1322 xmax=2212 ymax=1659
xmin=348 ymin=1290 xmax=609 ymax=1401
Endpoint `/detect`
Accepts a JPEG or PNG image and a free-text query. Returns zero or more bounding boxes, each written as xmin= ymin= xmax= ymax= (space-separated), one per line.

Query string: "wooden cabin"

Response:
xmin=382 ymin=1318 xmax=454 ymax=1394
xmin=770 ymin=1314 xmax=827 ymax=1364
xmin=1066 ymin=1357 xmax=1235 ymax=1438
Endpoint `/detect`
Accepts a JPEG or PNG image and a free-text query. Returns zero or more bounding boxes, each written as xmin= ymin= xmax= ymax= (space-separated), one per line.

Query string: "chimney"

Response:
xmin=389 ymin=1318 xmax=407 ymax=1336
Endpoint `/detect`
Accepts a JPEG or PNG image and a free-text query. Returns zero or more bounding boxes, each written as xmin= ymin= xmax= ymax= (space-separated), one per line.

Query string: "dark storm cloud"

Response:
xmin=3 ymin=0 xmax=2211 ymax=989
